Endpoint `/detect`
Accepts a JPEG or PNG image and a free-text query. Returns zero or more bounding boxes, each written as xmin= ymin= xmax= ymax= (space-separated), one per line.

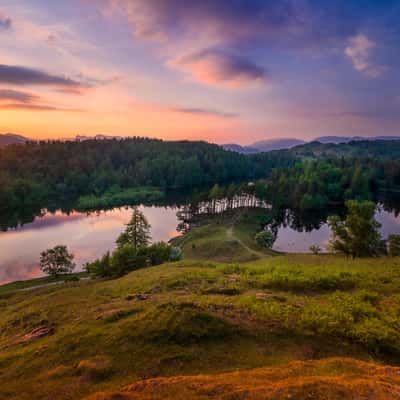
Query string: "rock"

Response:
xmin=17 ymin=326 xmax=54 ymax=343
xmin=125 ymin=294 xmax=149 ymax=301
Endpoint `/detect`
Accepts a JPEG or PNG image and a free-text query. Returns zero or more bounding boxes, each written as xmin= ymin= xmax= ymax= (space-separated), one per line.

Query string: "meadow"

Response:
xmin=1 ymin=255 xmax=400 ymax=399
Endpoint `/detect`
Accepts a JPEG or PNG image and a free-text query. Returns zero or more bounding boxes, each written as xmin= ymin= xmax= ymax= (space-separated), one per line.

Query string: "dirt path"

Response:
xmin=226 ymin=224 xmax=267 ymax=259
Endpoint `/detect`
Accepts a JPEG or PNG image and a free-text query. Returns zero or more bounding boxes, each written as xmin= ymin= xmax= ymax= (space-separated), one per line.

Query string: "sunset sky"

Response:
xmin=0 ymin=0 xmax=399 ymax=144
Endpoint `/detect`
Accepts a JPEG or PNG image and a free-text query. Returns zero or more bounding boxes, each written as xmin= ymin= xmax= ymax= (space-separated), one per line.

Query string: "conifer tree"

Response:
xmin=117 ymin=207 xmax=151 ymax=251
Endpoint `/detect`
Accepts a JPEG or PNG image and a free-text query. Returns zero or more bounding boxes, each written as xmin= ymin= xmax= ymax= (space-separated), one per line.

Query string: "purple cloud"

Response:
xmin=0 ymin=13 xmax=12 ymax=30
xmin=0 ymin=88 xmax=82 ymax=112
xmin=113 ymin=0 xmax=298 ymax=43
xmin=0 ymin=89 xmax=39 ymax=103
xmin=0 ymin=64 xmax=89 ymax=91
xmin=174 ymin=49 xmax=268 ymax=88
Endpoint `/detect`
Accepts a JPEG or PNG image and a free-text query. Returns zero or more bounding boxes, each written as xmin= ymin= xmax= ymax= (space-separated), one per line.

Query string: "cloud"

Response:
xmin=0 ymin=88 xmax=82 ymax=112
xmin=173 ymin=49 xmax=268 ymax=88
xmin=0 ymin=12 xmax=12 ymax=30
xmin=0 ymin=103 xmax=82 ymax=112
xmin=173 ymin=107 xmax=238 ymax=118
xmin=0 ymin=89 xmax=39 ymax=103
xmin=0 ymin=64 xmax=90 ymax=91
xmin=108 ymin=0 xmax=296 ymax=42
xmin=345 ymin=34 xmax=386 ymax=78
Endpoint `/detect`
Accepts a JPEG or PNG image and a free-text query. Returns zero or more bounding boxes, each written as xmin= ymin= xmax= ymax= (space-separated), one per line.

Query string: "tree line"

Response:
xmin=0 ymin=138 xmax=294 ymax=211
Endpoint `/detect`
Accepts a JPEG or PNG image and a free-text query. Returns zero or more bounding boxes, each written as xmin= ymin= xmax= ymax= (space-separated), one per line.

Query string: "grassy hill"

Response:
xmin=1 ymin=255 xmax=400 ymax=399
xmin=171 ymin=209 xmax=276 ymax=262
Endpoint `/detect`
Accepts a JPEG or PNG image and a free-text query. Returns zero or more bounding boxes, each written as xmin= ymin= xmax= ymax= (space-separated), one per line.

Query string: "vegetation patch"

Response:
xmin=146 ymin=302 xmax=239 ymax=345
xmin=77 ymin=187 xmax=165 ymax=211
xmin=84 ymin=357 xmax=400 ymax=400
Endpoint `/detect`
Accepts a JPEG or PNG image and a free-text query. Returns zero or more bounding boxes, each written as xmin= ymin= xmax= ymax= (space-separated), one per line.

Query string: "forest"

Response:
xmin=1 ymin=138 xmax=400 ymax=214
xmin=0 ymin=137 xmax=294 ymax=211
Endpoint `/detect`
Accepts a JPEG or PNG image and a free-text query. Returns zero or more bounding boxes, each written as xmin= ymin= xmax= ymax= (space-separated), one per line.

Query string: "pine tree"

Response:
xmin=117 ymin=207 xmax=151 ymax=251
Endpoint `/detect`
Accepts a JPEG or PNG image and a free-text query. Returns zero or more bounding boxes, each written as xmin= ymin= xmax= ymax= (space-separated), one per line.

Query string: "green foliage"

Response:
xmin=109 ymin=245 xmax=148 ymax=277
xmin=116 ymin=207 xmax=151 ymax=250
xmin=138 ymin=242 xmax=172 ymax=266
xmin=170 ymin=246 xmax=182 ymax=261
xmin=39 ymin=245 xmax=75 ymax=277
xmin=254 ymin=230 xmax=275 ymax=249
xmin=0 ymin=138 xmax=290 ymax=211
xmin=3 ymin=255 xmax=400 ymax=400
xmin=388 ymin=234 xmax=400 ymax=256
xmin=328 ymin=200 xmax=383 ymax=258
xmin=77 ymin=187 xmax=164 ymax=210
xmin=309 ymin=244 xmax=322 ymax=254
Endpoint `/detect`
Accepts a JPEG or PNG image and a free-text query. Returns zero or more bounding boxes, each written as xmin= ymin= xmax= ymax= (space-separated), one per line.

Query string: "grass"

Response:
xmin=171 ymin=208 xmax=276 ymax=262
xmin=0 ymin=272 xmax=88 ymax=296
xmin=1 ymin=255 xmax=400 ymax=399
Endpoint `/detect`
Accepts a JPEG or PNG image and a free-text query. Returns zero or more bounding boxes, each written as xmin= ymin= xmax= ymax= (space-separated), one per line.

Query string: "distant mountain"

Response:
xmin=224 ymin=135 xmax=400 ymax=153
xmin=222 ymin=143 xmax=259 ymax=154
xmin=289 ymin=139 xmax=400 ymax=160
xmin=223 ymin=138 xmax=305 ymax=153
xmin=251 ymin=138 xmax=306 ymax=152
xmin=0 ymin=133 xmax=30 ymax=147
xmin=314 ymin=135 xmax=400 ymax=144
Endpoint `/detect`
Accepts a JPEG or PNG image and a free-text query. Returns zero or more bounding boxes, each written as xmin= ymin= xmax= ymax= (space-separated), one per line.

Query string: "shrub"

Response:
xmin=139 ymin=242 xmax=171 ymax=266
xmin=254 ymin=230 xmax=275 ymax=249
xmin=110 ymin=245 xmax=147 ymax=277
xmin=170 ymin=246 xmax=182 ymax=261
xmin=388 ymin=234 xmax=400 ymax=256
xmin=309 ymin=244 xmax=322 ymax=255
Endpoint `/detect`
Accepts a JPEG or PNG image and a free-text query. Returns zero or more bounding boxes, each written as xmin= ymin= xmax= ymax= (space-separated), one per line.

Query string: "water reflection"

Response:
xmin=272 ymin=208 xmax=400 ymax=253
xmin=0 ymin=206 xmax=180 ymax=284
xmin=1 ymin=197 xmax=400 ymax=284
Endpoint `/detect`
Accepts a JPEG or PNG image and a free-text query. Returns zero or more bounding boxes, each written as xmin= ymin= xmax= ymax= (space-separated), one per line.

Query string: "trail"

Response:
xmin=226 ymin=216 xmax=267 ymax=259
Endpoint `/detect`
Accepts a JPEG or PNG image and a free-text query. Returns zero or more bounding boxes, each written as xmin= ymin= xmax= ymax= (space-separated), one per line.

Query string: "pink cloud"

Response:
xmin=171 ymin=49 xmax=268 ymax=88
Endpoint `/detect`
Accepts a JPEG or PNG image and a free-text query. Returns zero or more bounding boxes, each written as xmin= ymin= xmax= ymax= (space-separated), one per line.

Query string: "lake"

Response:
xmin=272 ymin=208 xmax=400 ymax=252
xmin=1 ymin=205 xmax=399 ymax=284
xmin=0 ymin=206 xmax=180 ymax=285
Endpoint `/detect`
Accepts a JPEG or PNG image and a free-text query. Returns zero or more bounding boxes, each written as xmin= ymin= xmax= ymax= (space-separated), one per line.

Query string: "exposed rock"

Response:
xmin=126 ymin=294 xmax=150 ymax=301
xmin=255 ymin=293 xmax=269 ymax=301
xmin=17 ymin=326 xmax=54 ymax=344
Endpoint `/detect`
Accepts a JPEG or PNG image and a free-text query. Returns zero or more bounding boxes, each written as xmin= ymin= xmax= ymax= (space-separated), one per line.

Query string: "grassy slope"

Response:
xmin=1 ymin=255 xmax=400 ymax=399
xmin=88 ymin=358 xmax=400 ymax=400
xmin=171 ymin=208 xmax=276 ymax=262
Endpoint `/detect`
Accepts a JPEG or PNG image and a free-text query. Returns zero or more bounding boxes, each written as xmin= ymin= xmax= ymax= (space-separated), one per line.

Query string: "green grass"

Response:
xmin=1 ymin=255 xmax=400 ymax=399
xmin=76 ymin=187 xmax=165 ymax=210
xmin=171 ymin=208 xmax=276 ymax=262
xmin=0 ymin=272 xmax=88 ymax=296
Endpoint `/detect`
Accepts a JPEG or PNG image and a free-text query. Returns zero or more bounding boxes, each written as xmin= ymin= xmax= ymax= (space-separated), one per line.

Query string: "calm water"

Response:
xmin=273 ymin=209 xmax=400 ymax=252
xmin=1 ymin=205 xmax=400 ymax=284
xmin=0 ymin=206 xmax=180 ymax=284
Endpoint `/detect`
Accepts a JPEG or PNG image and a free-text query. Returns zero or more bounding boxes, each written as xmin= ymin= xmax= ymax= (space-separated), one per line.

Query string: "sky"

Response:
xmin=0 ymin=0 xmax=399 ymax=144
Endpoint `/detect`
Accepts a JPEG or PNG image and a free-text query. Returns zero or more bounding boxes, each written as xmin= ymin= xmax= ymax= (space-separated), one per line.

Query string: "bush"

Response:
xmin=388 ymin=234 xmax=400 ymax=256
xmin=254 ymin=230 xmax=275 ymax=249
xmin=87 ymin=242 xmax=178 ymax=278
xmin=110 ymin=245 xmax=147 ymax=277
xmin=170 ymin=246 xmax=182 ymax=261
xmin=139 ymin=242 xmax=171 ymax=266
xmin=309 ymin=244 xmax=321 ymax=255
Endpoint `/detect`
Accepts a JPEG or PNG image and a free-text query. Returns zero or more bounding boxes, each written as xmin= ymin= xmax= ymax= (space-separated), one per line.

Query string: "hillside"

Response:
xmin=1 ymin=255 xmax=400 ymax=399
xmin=0 ymin=133 xmax=29 ymax=147
xmin=224 ymin=136 xmax=400 ymax=154
xmin=88 ymin=358 xmax=400 ymax=399
xmin=286 ymin=139 xmax=400 ymax=160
